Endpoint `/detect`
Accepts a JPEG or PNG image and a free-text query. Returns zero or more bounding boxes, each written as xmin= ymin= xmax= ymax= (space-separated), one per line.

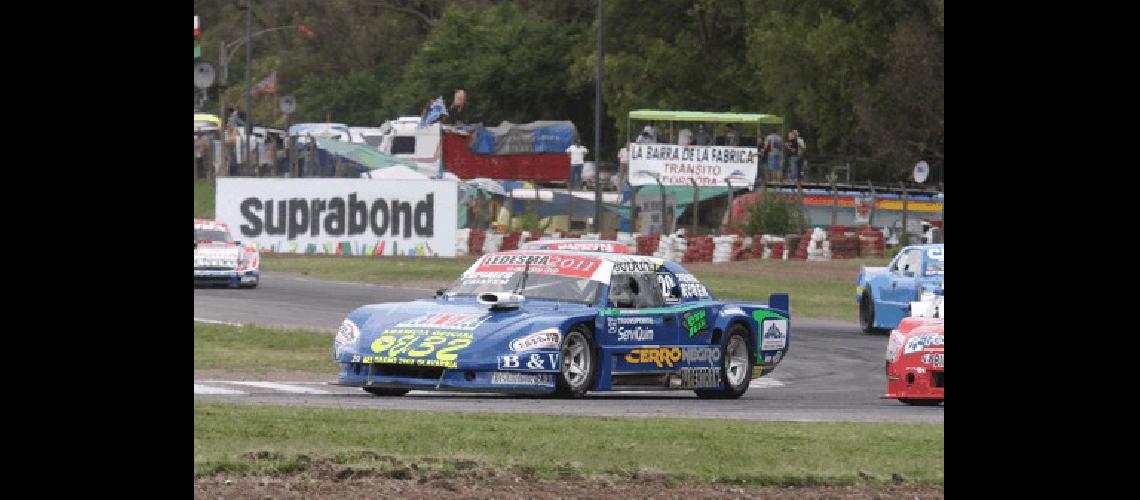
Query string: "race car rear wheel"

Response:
xmin=859 ymin=292 xmax=882 ymax=334
xmin=695 ymin=324 xmax=752 ymax=399
xmin=899 ymin=398 xmax=942 ymax=406
xmin=554 ymin=325 xmax=596 ymax=398
xmin=363 ymin=387 xmax=410 ymax=397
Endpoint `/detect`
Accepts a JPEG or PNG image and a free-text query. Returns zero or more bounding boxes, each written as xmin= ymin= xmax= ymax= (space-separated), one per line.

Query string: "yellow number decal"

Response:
xmin=370 ymin=335 xmax=396 ymax=354
xmin=387 ymin=334 xmax=419 ymax=356
xmin=436 ymin=338 xmax=472 ymax=361
xmin=407 ymin=335 xmax=447 ymax=357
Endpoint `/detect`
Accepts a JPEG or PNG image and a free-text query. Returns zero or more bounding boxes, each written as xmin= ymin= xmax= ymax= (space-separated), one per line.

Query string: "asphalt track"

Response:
xmin=194 ymin=272 xmax=943 ymax=423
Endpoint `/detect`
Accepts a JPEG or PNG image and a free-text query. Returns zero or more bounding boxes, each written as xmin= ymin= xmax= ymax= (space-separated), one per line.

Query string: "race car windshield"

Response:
xmin=446 ymin=273 xmax=601 ymax=304
xmin=196 ymin=229 xmax=232 ymax=243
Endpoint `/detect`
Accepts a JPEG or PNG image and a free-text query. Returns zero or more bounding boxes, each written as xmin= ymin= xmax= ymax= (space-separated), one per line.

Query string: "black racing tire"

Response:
xmin=899 ymin=398 xmax=943 ymax=406
xmin=364 ymin=387 xmax=410 ymax=397
xmin=859 ymin=292 xmax=883 ymax=334
xmin=695 ymin=324 xmax=753 ymax=399
xmin=554 ymin=325 xmax=597 ymax=398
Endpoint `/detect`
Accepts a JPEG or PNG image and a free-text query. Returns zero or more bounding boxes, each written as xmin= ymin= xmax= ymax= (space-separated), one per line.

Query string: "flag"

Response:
xmin=253 ymin=71 xmax=277 ymax=95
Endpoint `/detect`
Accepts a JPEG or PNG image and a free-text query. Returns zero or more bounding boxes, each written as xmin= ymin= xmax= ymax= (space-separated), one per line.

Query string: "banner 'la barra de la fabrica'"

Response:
xmin=627 ymin=143 xmax=759 ymax=187
xmin=216 ymin=178 xmax=458 ymax=257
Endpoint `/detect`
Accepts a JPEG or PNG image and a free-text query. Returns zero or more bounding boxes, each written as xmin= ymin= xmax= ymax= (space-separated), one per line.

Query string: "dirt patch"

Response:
xmin=195 ymin=453 xmax=942 ymax=498
xmin=195 ymin=474 xmax=942 ymax=498
xmin=194 ymin=369 xmax=335 ymax=383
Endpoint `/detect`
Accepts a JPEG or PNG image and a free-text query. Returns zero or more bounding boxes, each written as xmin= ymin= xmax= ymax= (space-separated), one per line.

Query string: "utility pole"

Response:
xmin=593 ymin=0 xmax=604 ymax=232
xmin=218 ymin=43 xmax=227 ymax=177
xmin=244 ymin=0 xmax=253 ymax=176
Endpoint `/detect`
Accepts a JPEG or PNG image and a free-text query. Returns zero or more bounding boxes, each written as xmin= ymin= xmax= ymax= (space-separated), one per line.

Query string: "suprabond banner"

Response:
xmin=216 ymin=178 xmax=458 ymax=257
xmin=627 ymin=143 xmax=759 ymax=187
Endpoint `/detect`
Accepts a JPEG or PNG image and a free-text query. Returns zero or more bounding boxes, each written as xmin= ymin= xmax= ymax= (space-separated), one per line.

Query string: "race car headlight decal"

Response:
xmin=335 ymin=319 xmax=360 ymax=355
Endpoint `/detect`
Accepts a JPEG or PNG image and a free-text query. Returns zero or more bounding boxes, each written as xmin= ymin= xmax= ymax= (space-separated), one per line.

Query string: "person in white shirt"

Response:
xmin=566 ymin=142 xmax=589 ymax=190
xmin=677 ymin=128 xmax=693 ymax=146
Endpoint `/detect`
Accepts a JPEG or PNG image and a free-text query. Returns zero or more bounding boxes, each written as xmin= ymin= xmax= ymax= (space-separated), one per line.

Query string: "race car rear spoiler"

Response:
xmin=768 ymin=293 xmax=789 ymax=315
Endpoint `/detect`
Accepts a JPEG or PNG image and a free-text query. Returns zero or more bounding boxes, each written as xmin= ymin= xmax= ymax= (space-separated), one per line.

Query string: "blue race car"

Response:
xmin=856 ymin=244 xmax=944 ymax=333
xmin=333 ymin=250 xmax=791 ymax=398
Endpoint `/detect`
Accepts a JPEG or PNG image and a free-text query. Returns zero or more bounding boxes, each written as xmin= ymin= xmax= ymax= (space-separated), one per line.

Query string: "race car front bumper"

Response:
xmin=334 ymin=362 xmax=557 ymax=394
xmin=194 ymin=269 xmax=259 ymax=286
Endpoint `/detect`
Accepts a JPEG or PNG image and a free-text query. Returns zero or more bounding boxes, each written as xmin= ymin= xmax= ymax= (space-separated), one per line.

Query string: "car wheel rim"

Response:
xmin=725 ymin=335 xmax=749 ymax=387
xmin=562 ymin=332 xmax=590 ymax=389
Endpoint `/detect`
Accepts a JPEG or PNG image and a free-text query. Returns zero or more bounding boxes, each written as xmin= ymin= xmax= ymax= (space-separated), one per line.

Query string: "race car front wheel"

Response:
xmin=695 ymin=324 xmax=752 ymax=399
xmin=364 ymin=387 xmax=410 ymax=397
xmin=554 ymin=325 xmax=596 ymax=398
xmin=859 ymin=292 xmax=881 ymax=334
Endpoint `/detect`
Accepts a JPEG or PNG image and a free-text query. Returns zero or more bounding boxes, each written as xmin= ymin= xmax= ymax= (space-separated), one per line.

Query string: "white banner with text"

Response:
xmin=628 ymin=143 xmax=759 ymax=187
xmin=216 ymin=178 xmax=458 ymax=257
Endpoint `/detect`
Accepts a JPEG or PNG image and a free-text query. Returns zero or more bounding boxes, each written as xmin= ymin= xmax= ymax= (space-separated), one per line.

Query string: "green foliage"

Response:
xmin=195 ymin=0 xmax=944 ymax=181
xmin=515 ymin=212 xmax=551 ymax=235
xmin=740 ymin=193 xmax=803 ymax=236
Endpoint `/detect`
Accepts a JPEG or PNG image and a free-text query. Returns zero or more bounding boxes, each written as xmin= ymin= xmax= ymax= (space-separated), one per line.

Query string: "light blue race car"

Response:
xmin=856 ymin=244 xmax=944 ymax=333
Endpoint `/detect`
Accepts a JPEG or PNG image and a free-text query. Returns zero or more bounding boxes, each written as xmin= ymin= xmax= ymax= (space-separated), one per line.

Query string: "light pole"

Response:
xmin=244 ymin=0 xmax=252 ymax=175
xmin=593 ymin=0 xmax=604 ymax=232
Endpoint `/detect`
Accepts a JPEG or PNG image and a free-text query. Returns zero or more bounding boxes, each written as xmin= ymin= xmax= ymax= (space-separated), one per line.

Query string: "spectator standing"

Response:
xmin=764 ymin=130 xmax=784 ymax=182
xmin=677 ymin=127 xmax=693 ymax=146
xmin=784 ymin=130 xmax=802 ymax=182
xmin=616 ymin=146 xmax=629 ymax=191
xmin=194 ymin=133 xmax=208 ymax=180
xmin=450 ymin=87 xmax=467 ymax=123
xmin=636 ymin=130 xmax=654 ymax=144
xmin=565 ymin=141 xmax=589 ymax=190
xmin=795 ymin=130 xmax=807 ymax=179
xmin=724 ymin=124 xmax=739 ymax=146
xmin=264 ymin=136 xmax=278 ymax=177
xmin=694 ymin=124 xmax=711 ymax=146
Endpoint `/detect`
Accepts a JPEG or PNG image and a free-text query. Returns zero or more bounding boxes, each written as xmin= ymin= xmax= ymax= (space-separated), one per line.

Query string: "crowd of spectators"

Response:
xmin=631 ymin=124 xmax=808 ymax=183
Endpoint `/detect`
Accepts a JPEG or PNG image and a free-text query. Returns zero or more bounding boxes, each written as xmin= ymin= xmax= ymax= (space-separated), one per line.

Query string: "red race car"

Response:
xmin=883 ymin=287 xmax=943 ymax=405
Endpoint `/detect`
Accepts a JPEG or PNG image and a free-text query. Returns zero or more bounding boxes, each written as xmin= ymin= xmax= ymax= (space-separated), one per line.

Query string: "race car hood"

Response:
xmin=337 ymin=297 xmax=594 ymax=367
xmin=194 ymin=244 xmax=243 ymax=266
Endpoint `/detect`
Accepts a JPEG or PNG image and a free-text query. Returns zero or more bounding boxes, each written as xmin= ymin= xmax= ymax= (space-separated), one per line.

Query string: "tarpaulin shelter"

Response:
xmin=469 ymin=121 xmax=580 ymax=155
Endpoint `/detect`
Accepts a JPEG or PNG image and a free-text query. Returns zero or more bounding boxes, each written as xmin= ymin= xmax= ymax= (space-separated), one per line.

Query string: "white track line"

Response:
xmin=194 ymin=384 xmax=247 ymax=395
xmin=194 ymin=317 xmax=244 ymax=326
xmin=224 ymin=381 xmax=330 ymax=394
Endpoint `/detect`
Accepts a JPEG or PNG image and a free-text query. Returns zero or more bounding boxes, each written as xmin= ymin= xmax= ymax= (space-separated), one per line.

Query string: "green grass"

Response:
xmin=195 ymin=322 xmax=333 ymax=373
xmin=194 ymin=402 xmax=943 ymax=485
xmin=261 ymin=254 xmax=887 ymax=321
xmin=261 ymin=254 xmax=478 ymax=289
xmin=194 ymin=180 xmax=215 ymax=219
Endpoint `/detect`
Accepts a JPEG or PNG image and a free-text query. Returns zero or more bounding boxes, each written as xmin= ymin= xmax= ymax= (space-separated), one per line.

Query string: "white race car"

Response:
xmin=194 ymin=219 xmax=260 ymax=288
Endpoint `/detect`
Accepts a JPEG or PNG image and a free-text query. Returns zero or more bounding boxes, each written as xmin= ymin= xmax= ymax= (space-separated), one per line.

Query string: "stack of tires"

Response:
xmin=806 ymin=227 xmax=832 ymax=261
xmin=759 ymin=235 xmax=787 ymax=260
xmin=712 ymin=235 xmax=739 ymax=263
xmin=683 ymin=236 xmax=715 ymax=263
xmin=636 ymin=234 xmax=661 ymax=256
xmin=468 ymin=230 xmax=486 ymax=256
xmin=793 ymin=228 xmax=816 ymax=259
xmin=655 ymin=234 xmax=687 ymax=262
xmin=481 ymin=232 xmax=504 ymax=254
xmin=735 ymin=236 xmax=753 ymax=260
xmin=827 ymin=226 xmax=859 ymax=259
xmin=499 ymin=231 xmax=522 ymax=251
xmin=857 ymin=226 xmax=885 ymax=258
